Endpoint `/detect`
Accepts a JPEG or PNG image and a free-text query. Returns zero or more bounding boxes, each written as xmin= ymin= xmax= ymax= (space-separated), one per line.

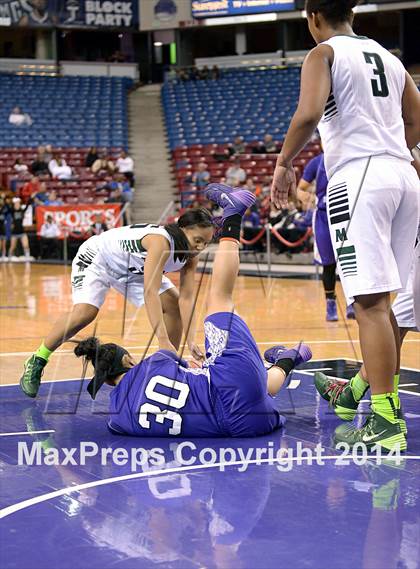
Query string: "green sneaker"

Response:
xmin=334 ymin=410 xmax=407 ymax=452
xmin=19 ymin=354 xmax=47 ymax=398
xmin=314 ymin=372 xmax=366 ymax=421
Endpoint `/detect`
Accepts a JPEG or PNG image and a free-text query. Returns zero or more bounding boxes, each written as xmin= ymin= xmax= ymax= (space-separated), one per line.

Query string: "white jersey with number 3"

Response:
xmin=317 ymin=35 xmax=412 ymax=178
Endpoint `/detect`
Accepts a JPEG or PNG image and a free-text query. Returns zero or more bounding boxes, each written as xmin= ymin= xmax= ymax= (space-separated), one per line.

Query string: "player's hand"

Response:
xmin=271 ymin=162 xmax=297 ymax=209
xmin=188 ymin=342 xmax=205 ymax=365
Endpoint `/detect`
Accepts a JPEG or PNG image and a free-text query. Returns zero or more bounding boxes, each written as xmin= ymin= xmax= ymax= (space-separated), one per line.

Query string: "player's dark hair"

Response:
xmin=74 ymin=337 xmax=130 ymax=399
xmin=305 ymin=0 xmax=359 ymax=24
xmin=177 ymin=207 xmax=214 ymax=229
xmin=165 ymin=208 xmax=214 ymax=263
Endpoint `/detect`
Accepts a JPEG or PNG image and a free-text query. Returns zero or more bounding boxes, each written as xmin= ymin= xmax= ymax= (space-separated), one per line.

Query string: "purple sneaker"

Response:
xmin=206 ymin=184 xmax=256 ymax=218
xmin=326 ymin=299 xmax=338 ymax=322
xmin=346 ymin=304 xmax=356 ymax=319
xmin=264 ymin=343 xmax=312 ymax=367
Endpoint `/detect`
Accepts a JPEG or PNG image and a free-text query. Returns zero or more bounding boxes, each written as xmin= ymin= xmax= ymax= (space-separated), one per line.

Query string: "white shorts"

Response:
xmin=71 ymin=239 xmax=175 ymax=309
xmin=392 ymin=240 xmax=420 ymax=331
xmin=326 ymin=156 xmax=420 ymax=305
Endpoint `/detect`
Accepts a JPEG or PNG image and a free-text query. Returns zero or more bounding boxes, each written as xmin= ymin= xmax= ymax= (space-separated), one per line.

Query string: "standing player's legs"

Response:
xmin=317 ymin=157 xmax=419 ymax=451
xmin=315 ymin=208 xmax=355 ymax=321
xmin=20 ymin=239 xmax=108 ymax=397
xmin=314 ymin=208 xmax=338 ymax=321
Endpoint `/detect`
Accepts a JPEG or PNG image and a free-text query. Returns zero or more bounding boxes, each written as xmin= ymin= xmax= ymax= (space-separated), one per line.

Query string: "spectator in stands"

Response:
xmin=192 ymin=162 xmax=210 ymax=194
xmin=0 ymin=196 xmax=12 ymax=261
xmin=85 ymin=147 xmax=99 ymax=168
xmin=226 ymin=158 xmax=246 ymax=186
xmin=49 ymin=154 xmax=73 ymax=180
xmin=271 ymin=200 xmax=311 ymax=255
xmin=211 ymin=65 xmax=220 ymax=80
xmin=31 ymin=151 xmax=49 ymax=176
xmin=252 ymin=134 xmax=278 ymax=154
xmin=13 ymin=158 xmax=29 ymax=174
xmin=9 ymin=107 xmax=32 ymax=127
xmin=44 ymin=190 xmax=63 ymax=206
xmin=199 ymin=66 xmax=210 ymax=80
xmin=177 ymin=68 xmax=189 ymax=82
xmin=89 ymin=213 xmax=108 ymax=235
xmin=244 ymin=178 xmax=256 ymax=193
xmin=44 ymin=145 xmax=53 ymax=163
xmin=109 ymin=50 xmax=126 ymax=63
xmin=39 ymin=214 xmax=60 ymax=259
xmin=262 ymin=134 xmax=278 ymax=153
xmin=33 ymin=182 xmax=49 ymax=205
xmin=242 ymin=208 xmax=264 ymax=252
xmin=91 ymin=153 xmax=115 ymax=176
xmin=116 ymin=151 xmax=135 ymax=187
xmin=228 ymin=136 xmax=245 ymax=156
xmin=190 ymin=66 xmax=200 ymax=80
xmin=104 ymin=187 xmax=128 ymax=224
xmin=8 ymin=197 xmax=34 ymax=262
xmin=20 ymin=176 xmax=40 ymax=204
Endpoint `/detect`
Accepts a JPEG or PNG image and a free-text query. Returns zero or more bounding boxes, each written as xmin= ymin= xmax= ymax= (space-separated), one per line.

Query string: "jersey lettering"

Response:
xmin=139 ymin=375 xmax=190 ymax=436
xmin=363 ymin=52 xmax=389 ymax=98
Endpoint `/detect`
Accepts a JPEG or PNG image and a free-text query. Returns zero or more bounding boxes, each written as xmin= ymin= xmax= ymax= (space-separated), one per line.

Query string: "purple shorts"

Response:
xmin=204 ymin=312 xmax=285 ymax=437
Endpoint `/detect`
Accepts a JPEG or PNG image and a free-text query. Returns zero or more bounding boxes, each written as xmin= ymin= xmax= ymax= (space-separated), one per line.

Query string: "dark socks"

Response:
xmin=221 ymin=215 xmax=242 ymax=242
xmin=322 ymin=263 xmax=337 ymax=300
xmin=272 ymin=358 xmax=294 ymax=377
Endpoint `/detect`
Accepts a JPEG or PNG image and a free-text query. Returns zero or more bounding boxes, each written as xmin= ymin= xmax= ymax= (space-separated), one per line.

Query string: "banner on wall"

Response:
xmin=191 ymin=0 xmax=295 ymax=18
xmin=139 ymin=0 xmax=196 ymax=31
xmin=36 ymin=204 xmax=122 ymax=239
xmin=0 ymin=0 xmax=139 ymax=28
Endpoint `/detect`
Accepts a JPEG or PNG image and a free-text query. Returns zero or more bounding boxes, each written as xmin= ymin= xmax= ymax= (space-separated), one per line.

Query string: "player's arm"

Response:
xmin=276 ymin=46 xmax=332 ymax=168
xmin=179 ymin=256 xmax=204 ymax=363
xmin=142 ymin=235 xmax=174 ymax=352
xmin=271 ymin=45 xmax=332 ymax=207
xmin=402 ymin=72 xmax=420 ymax=150
xmin=411 ymin=145 xmax=420 ymax=178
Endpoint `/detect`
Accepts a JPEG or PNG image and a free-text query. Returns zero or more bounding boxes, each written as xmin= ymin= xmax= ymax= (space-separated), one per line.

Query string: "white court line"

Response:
xmin=0 ymin=430 xmax=55 ymax=437
xmin=1 ymin=339 xmax=419 ymax=358
xmin=1 ymin=454 xmax=420 ymax=520
xmin=399 ymin=389 xmax=420 ymax=397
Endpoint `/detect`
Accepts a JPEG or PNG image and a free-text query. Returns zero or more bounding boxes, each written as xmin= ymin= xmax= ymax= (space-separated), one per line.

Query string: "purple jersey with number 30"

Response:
xmin=108 ymin=313 xmax=283 ymax=438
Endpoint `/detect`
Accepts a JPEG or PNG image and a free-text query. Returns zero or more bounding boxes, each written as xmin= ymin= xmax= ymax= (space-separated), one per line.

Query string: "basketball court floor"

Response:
xmin=1 ymin=263 xmax=419 ymax=569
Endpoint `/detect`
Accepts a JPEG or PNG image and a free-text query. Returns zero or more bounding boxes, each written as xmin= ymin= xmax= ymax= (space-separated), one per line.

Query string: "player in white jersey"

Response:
xmin=271 ymin=0 xmax=420 ymax=451
xmin=20 ymin=209 xmax=215 ymax=398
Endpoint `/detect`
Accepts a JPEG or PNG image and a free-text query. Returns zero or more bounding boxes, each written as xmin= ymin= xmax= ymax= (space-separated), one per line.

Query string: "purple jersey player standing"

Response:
xmin=74 ymin=184 xmax=312 ymax=437
xmin=298 ymin=151 xmax=355 ymax=321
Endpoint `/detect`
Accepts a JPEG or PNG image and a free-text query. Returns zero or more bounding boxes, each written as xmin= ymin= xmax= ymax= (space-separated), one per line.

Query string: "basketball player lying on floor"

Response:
xmin=74 ymin=184 xmax=312 ymax=437
xmin=20 ymin=208 xmax=215 ymax=398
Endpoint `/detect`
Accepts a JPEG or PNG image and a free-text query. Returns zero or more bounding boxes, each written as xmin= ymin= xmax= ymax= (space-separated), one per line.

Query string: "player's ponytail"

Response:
xmin=305 ymin=0 xmax=359 ymax=24
xmin=74 ymin=337 xmax=131 ymax=399
xmin=74 ymin=336 xmax=100 ymax=362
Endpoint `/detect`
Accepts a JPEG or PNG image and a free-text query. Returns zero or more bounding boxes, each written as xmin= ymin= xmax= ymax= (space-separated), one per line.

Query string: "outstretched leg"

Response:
xmin=205 ymin=184 xmax=255 ymax=316
xmin=20 ymin=303 xmax=99 ymax=398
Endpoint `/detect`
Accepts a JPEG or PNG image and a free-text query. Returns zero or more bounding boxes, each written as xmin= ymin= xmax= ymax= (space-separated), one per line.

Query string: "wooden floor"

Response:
xmin=0 ymin=262 xmax=419 ymax=384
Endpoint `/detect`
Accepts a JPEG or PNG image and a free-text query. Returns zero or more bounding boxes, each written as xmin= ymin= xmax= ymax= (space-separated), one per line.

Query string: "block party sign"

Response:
xmin=0 ymin=0 xmax=139 ymax=28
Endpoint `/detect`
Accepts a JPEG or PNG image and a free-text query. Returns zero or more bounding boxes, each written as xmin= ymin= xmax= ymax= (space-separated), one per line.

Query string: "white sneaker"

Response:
xmin=10 ymin=256 xmax=20 ymax=263
xmin=0 ymin=256 xmax=5 ymax=263
xmin=24 ymin=256 xmax=34 ymax=262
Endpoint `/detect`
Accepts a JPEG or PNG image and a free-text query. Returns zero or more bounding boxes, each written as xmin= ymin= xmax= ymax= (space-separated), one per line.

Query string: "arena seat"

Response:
xmin=162 ymin=67 xmax=322 ymax=196
xmin=0 ymin=74 xmax=133 ymax=149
